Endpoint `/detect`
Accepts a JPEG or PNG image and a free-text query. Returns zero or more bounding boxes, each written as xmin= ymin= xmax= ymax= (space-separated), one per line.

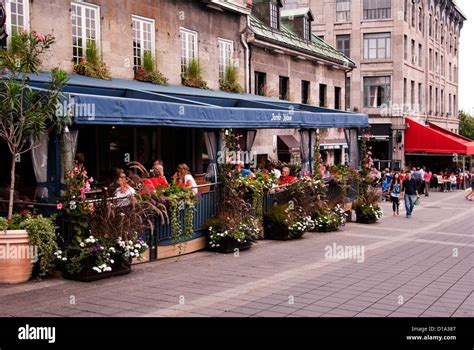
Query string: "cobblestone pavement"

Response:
xmin=0 ymin=190 xmax=472 ymax=317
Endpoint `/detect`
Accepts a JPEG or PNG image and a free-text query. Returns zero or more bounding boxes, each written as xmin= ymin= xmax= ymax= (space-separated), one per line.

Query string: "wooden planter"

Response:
xmin=0 ymin=230 xmax=33 ymax=284
xmin=263 ymin=218 xmax=305 ymax=240
xmin=208 ymin=236 xmax=252 ymax=254
xmin=62 ymin=255 xmax=131 ymax=282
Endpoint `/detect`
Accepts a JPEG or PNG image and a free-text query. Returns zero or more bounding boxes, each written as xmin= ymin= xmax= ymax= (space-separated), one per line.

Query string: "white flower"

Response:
xmin=79 ymin=242 xmax=85 ymax=248
xmin=92 ymin=267 xmax=101 ymax=273
xmin=62 ymin=257 xmax=67 ymax=261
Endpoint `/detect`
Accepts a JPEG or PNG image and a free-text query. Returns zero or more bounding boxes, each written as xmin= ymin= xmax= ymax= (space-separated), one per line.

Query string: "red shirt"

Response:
xmin=279 ymin=175 xmax=295 ymax=186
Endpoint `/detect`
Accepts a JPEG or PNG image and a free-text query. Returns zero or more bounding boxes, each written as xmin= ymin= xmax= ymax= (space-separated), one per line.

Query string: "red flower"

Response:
xmin=20 ymin=210 xmax=29 ymax=216
xmin=137 ymin=67 xmax=145 ymax=73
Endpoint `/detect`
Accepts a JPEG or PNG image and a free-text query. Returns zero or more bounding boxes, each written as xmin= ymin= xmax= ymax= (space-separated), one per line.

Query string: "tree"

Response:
xmin=0 ymin=32 xmax=68 ymax=221
xmin=459 ymin=110 xmax=474 ymax=140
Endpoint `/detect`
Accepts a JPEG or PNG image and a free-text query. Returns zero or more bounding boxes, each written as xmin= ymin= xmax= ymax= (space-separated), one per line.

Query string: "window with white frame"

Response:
xmin=218 ymin=38 xmax=233 ymax=81
xmin=71 ymin=2 xmax=100 ymax=64
xmin=363 ymin=0 xmax=391 ymax=20
xmin=303 ymin=16 xmax=311 ymax=41
xmin=180 ymin=28 xmax=197 ymax=73
xmin=270 ymin=2 xmax=279 ymax=29
xmin=5 ymin=0 xmax=29 ymax=36
xmin=363 ymin=32 xmax=391 ymax=60
xmin=336 ymin=0 xmax=351 ymax=22
xmin=132 ymin=15 xmax=155 ymax=69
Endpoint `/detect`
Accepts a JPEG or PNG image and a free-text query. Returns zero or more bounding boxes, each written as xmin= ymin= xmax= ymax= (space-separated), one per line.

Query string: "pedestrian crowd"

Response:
xmin=376 ymin=166 xmax=474 ymax=219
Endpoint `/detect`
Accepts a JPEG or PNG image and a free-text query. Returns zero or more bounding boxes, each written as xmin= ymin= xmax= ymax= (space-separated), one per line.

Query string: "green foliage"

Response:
xmin=459 ymin=110 xmax=474 ymax=140
xmin=134 ymin=51 xmax=169 ymax=86
xmin=206 ymin=216 xmax=260 ymax=248
xmin=181 ymin=59 xmax=208 ymax=89
xmin=142 ymin=50 xmax=155 ymax=73
xmin=0 ymin=31 xmax=67 ymax=220
xmin=312 ymin=205 xmax=347 ymax=232
xmin=20 ymin=215 xmax=58 ymax=278
xmin=0 ymin=216 xmax=8 ymax=231
xmin=264 ymin=203 xmax=314 ymax=239
xmin=353 ymin=201 xmax=383 ymax=220
xmin=219 ymin=65 xmax=243 ymax=93
xmin=0 ymin=32 xmax=56 ymax=73
xmin=73 ymin=40 xmax=111 ymax=80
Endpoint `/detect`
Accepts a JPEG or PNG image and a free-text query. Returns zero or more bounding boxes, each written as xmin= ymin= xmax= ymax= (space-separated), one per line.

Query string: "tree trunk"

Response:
xmin=8 ymin=152 xmax=17 ymax=223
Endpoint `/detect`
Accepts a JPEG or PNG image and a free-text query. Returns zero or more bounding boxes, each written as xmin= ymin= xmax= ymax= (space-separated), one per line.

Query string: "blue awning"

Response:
xmin=26 ymin=72 xmax=369 ymax=129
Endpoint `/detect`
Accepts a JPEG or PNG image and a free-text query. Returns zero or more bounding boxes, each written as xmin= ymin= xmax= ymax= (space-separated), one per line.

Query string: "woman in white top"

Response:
xmin=173 ymin=163 xmax=198 ymax=194
xmin=114 ymin=172 xmax=136 ymax=207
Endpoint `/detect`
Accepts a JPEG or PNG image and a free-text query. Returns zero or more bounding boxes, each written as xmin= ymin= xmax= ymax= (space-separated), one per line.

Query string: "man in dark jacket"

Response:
xmin=401 ymin=172 xmax=420 ymax=218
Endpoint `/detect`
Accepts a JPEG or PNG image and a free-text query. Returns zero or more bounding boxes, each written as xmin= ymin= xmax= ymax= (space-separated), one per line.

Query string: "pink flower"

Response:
xmin=88 ymin=177 xmax=94 ymax=183
xmin=2 ymin=67 xmax=9 ymax=74
xmin=35 ymin=33 xmax=45 ymax=42
xmin=56 ymin=203 xmax=63 ymax=210
xmin=85 ymin=182 xmax=91 ymax=192
xmin=82 ymin=170 xmax=87 ymax=177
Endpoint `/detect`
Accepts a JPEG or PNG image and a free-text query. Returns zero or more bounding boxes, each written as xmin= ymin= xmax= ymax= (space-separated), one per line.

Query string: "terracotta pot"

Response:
xmin=0 ymin=230 xmax=33 ymax=284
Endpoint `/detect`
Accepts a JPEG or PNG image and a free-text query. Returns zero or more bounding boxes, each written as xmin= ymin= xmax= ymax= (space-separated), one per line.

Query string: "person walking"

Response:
xmin=465 ymin=169 xmax=474 ymax=201
xmin=401 ymin=172 xmax=420 ymax=219
xmin=389 ymin=173 xmax=402 ymax=215
xmin=424 ymin=169 xmax=432 ymax=197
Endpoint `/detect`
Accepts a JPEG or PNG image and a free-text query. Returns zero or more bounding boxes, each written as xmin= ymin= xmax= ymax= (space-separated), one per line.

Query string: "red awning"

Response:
xmin=405 ymin=118 xmax=474 ymax=155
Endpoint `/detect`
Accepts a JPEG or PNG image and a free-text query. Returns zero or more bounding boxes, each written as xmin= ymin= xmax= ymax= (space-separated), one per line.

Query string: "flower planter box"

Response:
xmin=208 ymin=236 xmax=252 ymax=254
xmin=355 ymin=214 xmax=377 ymax=224
xmin=0 ymin=230 xmax=33 ymax=284
xmin=62 ymin=256 xmax=131 ymax=282
xmin=263 ymin=219 xmax=305 ymax=240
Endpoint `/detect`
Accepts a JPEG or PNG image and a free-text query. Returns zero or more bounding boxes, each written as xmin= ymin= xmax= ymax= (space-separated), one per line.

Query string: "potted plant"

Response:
xmin=57 ymin=163 xmax=165 ymax=281
xmin=312 ymin=205 xmax=347 ymax=232
xmin=56 ymin=234 xmax=148 ymax=282
xmin=0 ymin=31 xmax=67 ymax=284
xmin=73 ymin=40 xmax=111 ymax=80
xmin=206 ymin=216 xmax=260 ymax=253
xmin=181 ymin=58 xmax=208 ymax=89
xmin=219 ymin=65 xmax=243 ymax=93
xmin=134 ymin=50 xmax=168 ymax=85
xmin=0 ymin=212 xmax=58 ymax=283
xmin=353 ymin=201 xmax=383 ymax=224
xmin=264 ymin=203 xmax=314 ymax=240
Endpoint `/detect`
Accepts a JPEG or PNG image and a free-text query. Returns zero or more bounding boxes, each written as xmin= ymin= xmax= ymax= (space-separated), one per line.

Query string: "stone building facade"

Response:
xmin=286 ymin=0 xmax=465 ymax=169
xmin=1 ymin=0 xmax=356 ymax=170
xmin=247 ymin=1 xmax=355 ymax=165
xmin=2 ymin=0 xmax=249 ymax=89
